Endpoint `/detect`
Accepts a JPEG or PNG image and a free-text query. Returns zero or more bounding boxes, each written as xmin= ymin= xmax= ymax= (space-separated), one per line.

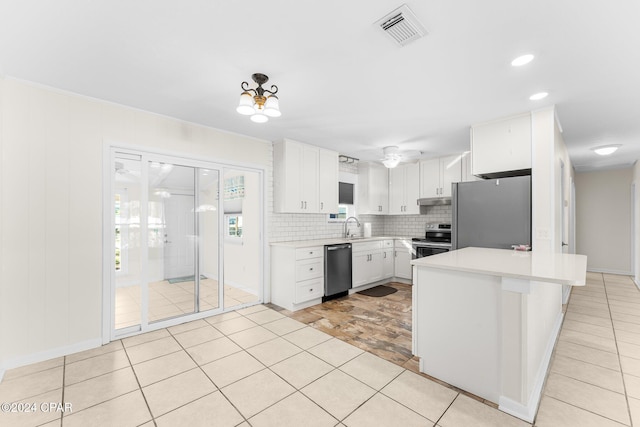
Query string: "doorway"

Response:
xmin=106 ymin=148 xmax=263 ymax=340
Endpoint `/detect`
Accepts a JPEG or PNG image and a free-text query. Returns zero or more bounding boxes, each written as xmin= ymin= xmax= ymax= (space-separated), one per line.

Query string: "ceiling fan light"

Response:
xmin=264 ymin=95 xmax=281 ymax=117
xmin=250 ymin=112 xmax=269 ymax=123
xmin=236 ymin=91 xmax=255 ymax=115
xmin=382 ymin=157 xmax=401 ymax=168
xmin=592 ymin=145 xmax=621 ymax=156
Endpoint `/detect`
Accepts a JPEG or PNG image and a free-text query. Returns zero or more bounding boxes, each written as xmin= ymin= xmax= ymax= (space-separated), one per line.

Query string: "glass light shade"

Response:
xmin=264 ymin=95 xmax=281 ymax=117
xmin=250 ymin=112 xmax=269 ymax=123
xmin=236 ymin=92 xmax=256 ymax=115
xmin=382 ymin=157 xmax=401 ymax=168
xmin=592 ymin=145 xmax=620 ymax=156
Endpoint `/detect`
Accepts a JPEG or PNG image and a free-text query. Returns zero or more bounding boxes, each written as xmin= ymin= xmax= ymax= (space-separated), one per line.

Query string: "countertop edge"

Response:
xmin=411 ymin=262 xmax=583 ymax=286
xmin=411 ymin=248 xmax=587 ymax=286
xmin=270 ymin=236 xmax=413 ymax=248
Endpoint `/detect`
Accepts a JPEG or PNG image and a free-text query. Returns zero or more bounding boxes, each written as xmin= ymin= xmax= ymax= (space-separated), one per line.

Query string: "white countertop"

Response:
xmin=411 ymin=247 xmax=587 ymax=286
xmin=271 ymin=236 xmax=412 ymax=248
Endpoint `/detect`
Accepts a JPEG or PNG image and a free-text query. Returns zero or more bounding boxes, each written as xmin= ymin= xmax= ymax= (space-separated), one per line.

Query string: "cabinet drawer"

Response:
xmin=352 ymin=241 xmax=383 ymax=253
xmin=296 ymin=246 xmax=324 ymax=260
xmin=294 ymin=278 xmax=324 ymax=303
xmin=296 ymin=258 xmax=324 ymax=281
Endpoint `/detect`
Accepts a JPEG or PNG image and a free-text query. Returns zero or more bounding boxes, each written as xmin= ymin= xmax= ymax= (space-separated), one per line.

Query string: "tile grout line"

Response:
xmin=60 ymin=355 xmax=66 ymax=426
xmin=602 ymin=273 xmax=634 ymax=427
xmin=121 ymin=337 xmax=158 ymax=426
xmin=165 ymin=325 xmax=252 ymax=426
xmin=433 ymin=392 xmax=460 ymax=426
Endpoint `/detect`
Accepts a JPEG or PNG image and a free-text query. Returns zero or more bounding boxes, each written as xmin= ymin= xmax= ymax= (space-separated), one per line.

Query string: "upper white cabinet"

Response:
xmin=419 ymin=155 xmax=462 ymax=198
xmin=357 ymin=162 xmax=389 ymax=214
xmin=389 ymin=163 xmax=419 ymax=215
xmin=471 ymin=113 xmax=532 ymax=178
xmin=273 ymin=139 xmax=338 ymax=213
xmin=318 ymin=149 xmax=338 ymax=213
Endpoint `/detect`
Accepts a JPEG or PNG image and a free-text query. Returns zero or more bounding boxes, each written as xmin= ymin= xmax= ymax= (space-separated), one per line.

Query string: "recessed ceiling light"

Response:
xmin=511 ymin=54 xmax=535 ymax=67
xmin=591 ymin=145 xmax=621 ymax=156
xmin=529 ymin=92 xmax=548 ymax=100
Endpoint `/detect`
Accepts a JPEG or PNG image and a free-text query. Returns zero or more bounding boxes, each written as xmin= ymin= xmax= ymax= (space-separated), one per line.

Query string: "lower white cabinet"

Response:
xmin=394 ymin=239 xmax=413 ymax=280
xmin=352 ymin=240 xmax=394 ymax=288
xmin=271 ymin=245 xmax=324 ymax=311
xmin=382 ymin=248 xmax=394 ymax=279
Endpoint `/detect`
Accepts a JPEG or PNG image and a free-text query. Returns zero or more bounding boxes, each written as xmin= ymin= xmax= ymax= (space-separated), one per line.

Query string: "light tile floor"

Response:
xmin=0 ymin=272 xmax=638 ymax=426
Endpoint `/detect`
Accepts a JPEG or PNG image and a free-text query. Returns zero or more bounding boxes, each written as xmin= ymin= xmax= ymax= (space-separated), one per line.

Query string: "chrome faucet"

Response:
xmin=343 ymin=216 xmax=361 ymax=238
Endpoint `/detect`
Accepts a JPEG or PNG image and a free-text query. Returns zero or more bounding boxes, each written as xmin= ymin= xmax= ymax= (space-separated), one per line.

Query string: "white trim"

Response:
xmin=587 ymin=268 xmax=634 ymax=276
xmin=498 ymin=311 xmax=564 ymax=423
xmin=0 ymin=338 xmax=103 ymax=383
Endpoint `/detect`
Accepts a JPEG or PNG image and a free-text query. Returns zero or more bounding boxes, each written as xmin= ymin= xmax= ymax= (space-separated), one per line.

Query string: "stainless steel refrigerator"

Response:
xmin=452 ymin=175 xmax=531 ymax=250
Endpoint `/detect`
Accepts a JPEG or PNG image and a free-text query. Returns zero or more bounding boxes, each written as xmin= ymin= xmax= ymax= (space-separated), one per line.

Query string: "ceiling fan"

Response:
xmin=379 ymin=146 xmax=422 ymax=168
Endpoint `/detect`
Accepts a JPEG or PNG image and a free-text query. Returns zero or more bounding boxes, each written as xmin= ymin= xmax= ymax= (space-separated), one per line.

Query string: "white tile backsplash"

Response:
xmin=269 ymin=207 xmax=451 ymax=243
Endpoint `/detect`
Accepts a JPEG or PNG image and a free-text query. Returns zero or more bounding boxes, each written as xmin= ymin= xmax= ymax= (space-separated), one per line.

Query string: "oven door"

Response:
xmin=413 ymin=245 xmax=450 ymax=259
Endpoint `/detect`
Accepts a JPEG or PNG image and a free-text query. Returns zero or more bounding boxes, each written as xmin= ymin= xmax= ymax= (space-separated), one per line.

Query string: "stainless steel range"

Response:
xmin=412 ymin=223 xmax=452 ymax=259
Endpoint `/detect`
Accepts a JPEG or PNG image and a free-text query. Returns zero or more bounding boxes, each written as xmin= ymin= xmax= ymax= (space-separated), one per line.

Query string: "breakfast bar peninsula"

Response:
xmin=411 ymin=247 xmax=587 ymax=423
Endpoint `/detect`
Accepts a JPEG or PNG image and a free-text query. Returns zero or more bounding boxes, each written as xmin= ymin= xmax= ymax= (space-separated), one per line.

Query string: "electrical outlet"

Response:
xmin=536 ymin=228 xmax=551 ymax=240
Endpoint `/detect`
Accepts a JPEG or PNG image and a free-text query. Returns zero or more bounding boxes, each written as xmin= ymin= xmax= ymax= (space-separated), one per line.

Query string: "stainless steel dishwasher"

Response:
xmin=323 ymin=243 xmax=352 ymax=302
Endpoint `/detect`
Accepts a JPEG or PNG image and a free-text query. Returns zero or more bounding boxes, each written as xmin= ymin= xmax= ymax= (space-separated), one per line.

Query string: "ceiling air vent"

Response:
xmin=375 ymin=4 xmax=427 ymax=47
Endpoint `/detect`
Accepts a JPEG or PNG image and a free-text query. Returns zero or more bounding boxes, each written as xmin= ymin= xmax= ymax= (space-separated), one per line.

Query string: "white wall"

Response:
xmin=575 ymin=167 xmax=633 ymax=274
xmin=0 ymin=78 xmax=271 ymax=372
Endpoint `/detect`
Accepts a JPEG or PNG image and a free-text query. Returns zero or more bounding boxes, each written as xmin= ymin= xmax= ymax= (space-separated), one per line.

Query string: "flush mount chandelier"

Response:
xmin=236 ymin=73 xmax=281 ymax=123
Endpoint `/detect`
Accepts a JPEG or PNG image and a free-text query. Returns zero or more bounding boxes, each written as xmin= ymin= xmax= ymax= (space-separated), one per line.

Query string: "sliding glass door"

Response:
xmin=109 ymin=149 xmax=262 ymax=338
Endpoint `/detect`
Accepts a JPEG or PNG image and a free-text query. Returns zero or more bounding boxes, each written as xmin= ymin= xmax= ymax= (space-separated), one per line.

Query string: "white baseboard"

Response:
xmin=587 ymin=268 xmax=633 ymax=276
xmin=0 ymin=338 xmax=102 ymax=383
xmin=499 ymin=311 xmax=564 ymax=423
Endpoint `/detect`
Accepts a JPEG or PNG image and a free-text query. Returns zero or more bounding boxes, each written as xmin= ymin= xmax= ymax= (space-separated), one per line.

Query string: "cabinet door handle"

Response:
xmin=384 ymin=252 xmax=387 ymax=259
xmin=320 ymin=202 xmax=323 ymax=210
xmin=304 ymin=201 xmax=307 ymax=209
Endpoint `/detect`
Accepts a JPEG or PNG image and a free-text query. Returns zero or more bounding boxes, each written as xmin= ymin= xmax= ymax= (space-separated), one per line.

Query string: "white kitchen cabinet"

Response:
xmin=318 ymin=149 xmax=338 ymax=213
xmin=271 ymin=245 xmax=325 ymax=311
xmin=273 ymin=139 xmax=338 ymax=213
xmin=382 ymin=248 xmax=394 ymax=279
xmin=394 ymin=239 xmax=413 ymax=280
xmin=419 ymin=155 xmax=462 ymax=198
xmin=352 ymin=241 xmax=384 ymax=287
xmin=471 ymin=113 xmax=532 ymax=178
xmin=388 ymin=163 xmax=420 ymax=215
xmin=357 ymin=162 xmax=388 ymax=214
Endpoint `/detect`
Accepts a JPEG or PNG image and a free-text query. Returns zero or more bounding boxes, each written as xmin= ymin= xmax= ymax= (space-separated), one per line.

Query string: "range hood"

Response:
xmin=417 ymin=197 xmax=451 ymax=206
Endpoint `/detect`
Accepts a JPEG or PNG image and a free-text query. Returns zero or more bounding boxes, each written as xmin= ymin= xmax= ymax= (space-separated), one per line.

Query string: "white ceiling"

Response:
xmin=1 ymin=1 xmax=639 ymax=172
